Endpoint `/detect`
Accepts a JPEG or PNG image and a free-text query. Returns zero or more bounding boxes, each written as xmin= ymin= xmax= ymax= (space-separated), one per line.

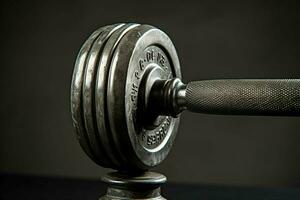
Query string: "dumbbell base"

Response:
xmin=100 ymin=171 xmax=166 ymax=200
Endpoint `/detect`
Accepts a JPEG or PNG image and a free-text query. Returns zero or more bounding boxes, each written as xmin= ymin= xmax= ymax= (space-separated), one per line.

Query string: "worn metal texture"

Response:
xmin=71 ymin=23 xmax=181 ymax=171
xmin=108 ymin=24 xmax=181 ymax=170
xmin=71 ymin=23 xmax=300 ymax=174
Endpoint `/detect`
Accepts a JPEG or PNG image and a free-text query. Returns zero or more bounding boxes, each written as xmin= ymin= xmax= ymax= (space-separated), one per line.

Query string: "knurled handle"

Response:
xmin=185 ymin=79 xmax=300 ymax=116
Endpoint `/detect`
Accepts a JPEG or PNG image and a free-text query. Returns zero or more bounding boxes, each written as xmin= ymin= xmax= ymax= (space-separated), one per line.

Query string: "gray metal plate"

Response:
xmin=107 ymin=25 xmax=181 ymax=170
xmin=82 ymin=24 xmax=124 ymax=168
xmin=95 ymin=23 xmax=140 ymax=168
xmin=71 ymin=26 xmax=107 ymax=166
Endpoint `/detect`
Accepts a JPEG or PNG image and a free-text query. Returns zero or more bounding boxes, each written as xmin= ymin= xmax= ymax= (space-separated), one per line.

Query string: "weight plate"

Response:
xmin=107 ymin=25 xmax=181 ymax=170
xmin=71 ymin=27 xmax=107 ymax=165
xmin=82 ymin=24 xmax=124 ymax=168
xmin=95 ymin=23 xmax=140 ymax=169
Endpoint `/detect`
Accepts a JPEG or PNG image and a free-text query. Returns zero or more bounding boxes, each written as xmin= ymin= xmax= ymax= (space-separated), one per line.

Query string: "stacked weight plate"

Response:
xmin=71 ymin=23 xmax=181 ymax=171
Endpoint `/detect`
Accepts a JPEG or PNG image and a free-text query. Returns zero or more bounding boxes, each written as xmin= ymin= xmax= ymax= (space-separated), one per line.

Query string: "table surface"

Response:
xmin=1 ymin=174 xmax=300 ymax=200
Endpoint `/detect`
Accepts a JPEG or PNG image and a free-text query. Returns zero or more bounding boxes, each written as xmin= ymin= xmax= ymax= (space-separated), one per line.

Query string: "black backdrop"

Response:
xmin=1 ymin=0 xmax=300 ymax=187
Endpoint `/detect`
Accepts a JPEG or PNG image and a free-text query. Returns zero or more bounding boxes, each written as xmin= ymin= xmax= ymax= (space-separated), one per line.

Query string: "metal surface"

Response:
xmin=82 ymin=24 xmax=123 ymax=168
xmin=100 ymin=171 xmax=166 ymax=200
xmin=71 ymin=23 xmax=181 ymax=171
xmin=108 ymin=25 xmax=181 ymax=170
xmin=71 ymin=23 xmax=300 ymax=172
xmin=185 ymin=79 xmax=300 ymax=115
xmin=151 ymin=79 xmax=300 ymax=116
xmin=95 ymin=23 xmax=139 ymax=169
xmin=71 ymin=22 xmax=300 ymax=200
xmin=71 ymin=25 xmax=109 ymax=166
xmin=148 ymin=79 xmax=300 ymax=116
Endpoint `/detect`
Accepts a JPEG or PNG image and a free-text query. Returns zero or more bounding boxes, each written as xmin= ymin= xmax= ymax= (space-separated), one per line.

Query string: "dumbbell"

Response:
xmin=70 ymin=23 xmax=300 ymax=172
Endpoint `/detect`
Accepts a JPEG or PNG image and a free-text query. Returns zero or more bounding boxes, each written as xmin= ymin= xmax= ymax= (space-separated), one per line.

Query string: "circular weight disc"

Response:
xmin=95 ymin=23 xmax=140 ymax=168
xmin=108 ymin=25 xmax=181 ymax=170
xmin=82 ymin=24 xmax=124 ymax=168
xmin=71 ymin=26 xmax=107 ymax=165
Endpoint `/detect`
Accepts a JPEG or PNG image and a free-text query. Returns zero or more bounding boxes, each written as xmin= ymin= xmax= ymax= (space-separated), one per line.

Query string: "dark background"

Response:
xmin=1 ymin=0 xmax=300 ymax=187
